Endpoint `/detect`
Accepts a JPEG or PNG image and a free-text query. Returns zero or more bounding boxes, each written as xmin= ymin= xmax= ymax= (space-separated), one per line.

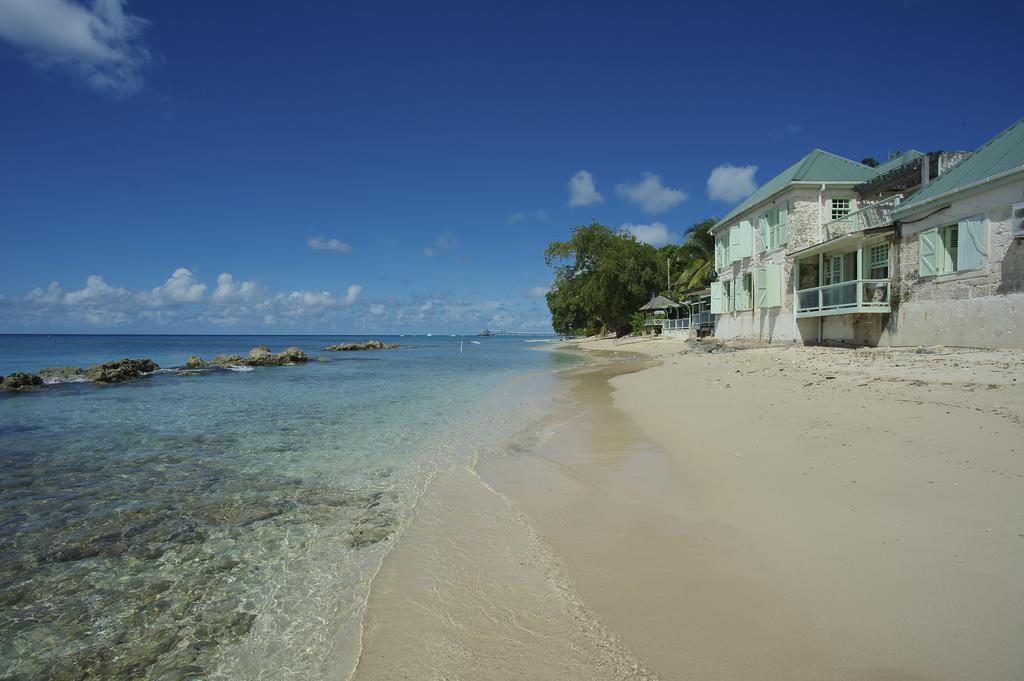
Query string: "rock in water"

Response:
xmin=324 ymin=340 xmax=400 ymax=351
xmin=2 ymin=372 xmax=44 ymax=391
xmin=39 ymin=366 xmax=87 ymax=382
xmin=85 ymin=358 xmax=160 ymax=383
xmin=243 ymin=346 xmax=309 ymax=366
xmin=209 ymin=354 xmax=246 ymax=366
xmin=278 ymin=347 xmax=308 ymax=364
xmin=247 ymin=346 xmax=274 ymax=364
xmin=183 ymin=355 xmax=207 ymax=369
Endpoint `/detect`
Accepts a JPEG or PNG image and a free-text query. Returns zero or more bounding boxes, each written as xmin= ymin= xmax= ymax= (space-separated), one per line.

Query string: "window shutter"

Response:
xmin=777 ymin=202 xmax=789 ymax=245
xmin=710 ymin=282 xmax=723 ymax=313
xmin=756 ymin=268 xmax=768 ymax=308
xmin=765 ymin=263 xmax=782 ymax=308
xmin=758 ymin=215 xmax=768 ymax=253
xmin=918 ymin=228 xmax=938 ymax=276
xmin=737 ymin=220 xmax=753 ymax=258
xmin=957 ymin=215 xmax=986 ymax=272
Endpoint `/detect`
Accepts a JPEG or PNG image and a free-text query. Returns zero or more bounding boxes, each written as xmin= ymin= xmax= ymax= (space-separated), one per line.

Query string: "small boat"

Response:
xmin=477 ymin=329 xmax=494 ymax=337
xmin=426 ymin=332 xmax=432 ymax=337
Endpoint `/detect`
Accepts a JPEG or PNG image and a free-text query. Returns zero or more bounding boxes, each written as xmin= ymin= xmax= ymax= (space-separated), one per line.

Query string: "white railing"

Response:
xmin=796 ymin=279 xmax=891 ymax=316
xmin=824 ymin=195 xmax=902 ymax=240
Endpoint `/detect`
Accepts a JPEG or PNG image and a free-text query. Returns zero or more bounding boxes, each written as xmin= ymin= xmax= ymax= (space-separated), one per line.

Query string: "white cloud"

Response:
xmin=506 ymin=212 xmax=525 ymax=224
xmin=9 ymin=270 xmax=369 ymax=331
xmin=63 ymin=274 xmax=128 ymax=304
xmin=567 ymin=170 xmax=603 ymax=207
xmin=424 ymin=231 xmax=458 ymax=257
xmin=0 ymin=0 xmax=152 ymax=95
xmin=142 ymin=267 xmax=206 ymax=305
xmin=307 ymin=235 xmax=352 ymax=254
xmin=524 ymin=286 xmax=549 ymax=299
xmin=211 ymin=273 xmax=259 ymax=302
xmin=615 ymin=173 xmax=688 ymax=213
xmin=621 ymin=222 xmax=678 ymax=247
xmin=368 ymin=303 xmax=386 ymax=316
xmin=707 ymin=164 xmax=759 ymax=203
xmin=275 ymin=284 xmax=362 ymax=313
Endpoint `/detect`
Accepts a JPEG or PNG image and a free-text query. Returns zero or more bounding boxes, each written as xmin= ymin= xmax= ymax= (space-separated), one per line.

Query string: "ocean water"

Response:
xmin=0 ymin=334 xmax=583 ymax=680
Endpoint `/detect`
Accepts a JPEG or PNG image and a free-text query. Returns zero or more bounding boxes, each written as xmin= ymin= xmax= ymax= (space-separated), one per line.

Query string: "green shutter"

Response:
xmin=758 ymin=215 xmax=768 ymax=253
xmin=738 ymin=220 xmax=753 ymax=259
xmin=957 ymin=215 xmax=985 ymax=272
xmin=756 ymin=268 xmax=768 ymax=308
xmin=765 ymin=263 xmax=782 ymax=308
xmin=918 ymin=228 xmax=938 ymax=276
xmin=710 ymin=282 xmax=723 ymax=313
xmin=777 ymin=202 xmax=789 ymax=245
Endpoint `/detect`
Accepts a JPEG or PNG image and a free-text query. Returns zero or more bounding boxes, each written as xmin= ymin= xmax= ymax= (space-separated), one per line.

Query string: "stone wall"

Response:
xmin=881 ymin=177 xmax=1024 ymax=348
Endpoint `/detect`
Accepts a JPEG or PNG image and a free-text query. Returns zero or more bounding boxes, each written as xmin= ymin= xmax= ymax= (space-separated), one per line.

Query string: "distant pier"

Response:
xmin=490 ymin=330 xmax=558 ymax=337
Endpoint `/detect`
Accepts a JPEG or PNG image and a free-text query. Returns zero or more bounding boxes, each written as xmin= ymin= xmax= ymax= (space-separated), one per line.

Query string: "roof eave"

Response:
xmin=895 ymin=166 xmax=1024 ymax=218
xmin=711 ymin=181 xmax=866 ymax=234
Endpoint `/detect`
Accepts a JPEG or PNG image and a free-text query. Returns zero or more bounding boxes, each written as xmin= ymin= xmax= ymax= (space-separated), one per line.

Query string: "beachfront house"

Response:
xmin=791 ymin=149 xmax=970 ymax=345
xmin=881 ymin=116 xmax=1024 ymax=348
xmin=709 ymin=149 xmax=881 ymax=342
xmin=710 ymin=115 xmax=1024 ymax=348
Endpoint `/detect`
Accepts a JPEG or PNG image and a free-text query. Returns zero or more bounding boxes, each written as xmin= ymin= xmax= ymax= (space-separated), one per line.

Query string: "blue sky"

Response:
xmin=1 ymin=0 xmax=1021 ymax=333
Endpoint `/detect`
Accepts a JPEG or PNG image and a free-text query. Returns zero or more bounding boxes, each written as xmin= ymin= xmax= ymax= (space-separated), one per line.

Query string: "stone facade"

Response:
xmin=880 ymin=177 xmax=1024 ymax=348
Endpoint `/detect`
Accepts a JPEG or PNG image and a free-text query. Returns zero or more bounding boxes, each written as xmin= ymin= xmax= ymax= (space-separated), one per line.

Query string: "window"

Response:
xmin=1014 ymin=202 xmax=1024 ymax=238
xmin=941 ymin=224 xmax=958 ymax=274
xmin=831 ymin=198 xmax=851 ymax=221
xmin=868 ymin=243 xmax=889 ymax=279
xmin=716 ymin=231 xmax=731 ymax=268
xmin=735 ymin=272 xmax=753 ymax=311
xmin=918 ymin=215 xmax=985 ymax=276
xmin=723 ymin=280 xmax=733 ymax=312
xmin=759 ymin=202 xmax=789 ymax=251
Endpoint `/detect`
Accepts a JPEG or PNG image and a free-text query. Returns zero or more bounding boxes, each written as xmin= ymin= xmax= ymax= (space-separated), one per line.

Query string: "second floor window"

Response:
xmin=831 ymin=198 xmax=851 ymax=221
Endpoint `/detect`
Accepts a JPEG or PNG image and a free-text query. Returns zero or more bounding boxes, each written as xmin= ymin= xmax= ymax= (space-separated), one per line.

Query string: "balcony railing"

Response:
xmin=824 ymin=195 xmax=902 ymax=240
xmin=796 ymin=279 xmax=891 ymax=317
xmin=644 ymin=312 xmax=714 ymax=332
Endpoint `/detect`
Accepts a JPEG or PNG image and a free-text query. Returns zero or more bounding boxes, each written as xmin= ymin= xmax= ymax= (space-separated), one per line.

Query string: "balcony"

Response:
xmin=824 ymin=195 xmax=902 ymax=240
xmin=796 ymin=279 xmax=891 ymax=317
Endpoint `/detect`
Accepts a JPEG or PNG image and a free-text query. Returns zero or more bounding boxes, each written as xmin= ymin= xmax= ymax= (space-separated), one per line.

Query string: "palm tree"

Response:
xmin=674 ymin=218 xmax=717 ymax=290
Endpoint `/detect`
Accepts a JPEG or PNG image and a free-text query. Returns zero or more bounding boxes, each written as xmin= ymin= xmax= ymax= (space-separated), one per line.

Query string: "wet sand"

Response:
xmin=351 ymin=340 xmax=1024 ymax=680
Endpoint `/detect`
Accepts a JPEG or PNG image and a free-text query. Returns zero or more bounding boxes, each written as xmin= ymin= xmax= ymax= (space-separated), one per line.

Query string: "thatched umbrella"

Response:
xmin=639 ymin=295 xmax=679 ymax=312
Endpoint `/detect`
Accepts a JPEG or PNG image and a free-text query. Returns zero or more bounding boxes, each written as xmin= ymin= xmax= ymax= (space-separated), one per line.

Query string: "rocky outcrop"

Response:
xmin=85 ymin=358 xmax=160 ymax=383
xmin=2 ymin=372 xmax=44 ymax=391
xmin=209 ymin=354 xmax=247 ymax=366
xmin=39 ymin=366 xmax=87 ymax=382
xmin=204 ymin=347 xmax=309 ymax=368
xmin=325 ymin=340 xmax=400 ymax=351
xmin=244 ymin=346 xmax=308 ymax=366
xmin=183 ymin=355 xmax=207 ymax=369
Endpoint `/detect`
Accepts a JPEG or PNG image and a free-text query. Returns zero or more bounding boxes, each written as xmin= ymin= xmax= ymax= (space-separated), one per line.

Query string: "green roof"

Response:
xmin=896 ymin=117 xmax=1024 ymax=215
xmin=870 ymin=149 xmax=923 ymax=176
xmin=713 ymin=149 xmax=879 ymax=232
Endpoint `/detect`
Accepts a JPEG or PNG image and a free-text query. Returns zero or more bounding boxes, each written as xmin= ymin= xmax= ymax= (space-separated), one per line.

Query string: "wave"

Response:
xmin=225 ymin=365 xmax=254 ymax=372
xmin=40 ymin=375 xmax=89 ymax=385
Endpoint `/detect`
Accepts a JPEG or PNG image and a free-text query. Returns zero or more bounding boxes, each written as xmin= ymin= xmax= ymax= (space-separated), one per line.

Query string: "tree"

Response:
xmin=860 ymin=157 xmax=880 ymax=168
xmin=544 ymin=222 xmax=662 ymax=335
xmin=672 ymin=218 xmax=718 ymax=291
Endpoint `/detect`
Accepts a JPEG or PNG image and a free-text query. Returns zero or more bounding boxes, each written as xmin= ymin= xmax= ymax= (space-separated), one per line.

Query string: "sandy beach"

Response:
xmin=352 ymin=339 xmax=1024 ymax=680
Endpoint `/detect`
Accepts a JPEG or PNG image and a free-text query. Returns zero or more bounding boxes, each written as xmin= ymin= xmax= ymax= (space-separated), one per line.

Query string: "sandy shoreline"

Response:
xmin=351 ymin=339 xmax=1024 ymax=680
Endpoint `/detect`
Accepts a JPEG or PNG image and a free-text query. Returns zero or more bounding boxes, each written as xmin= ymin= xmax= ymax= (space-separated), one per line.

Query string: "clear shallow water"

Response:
xmin=0 ymin=335 xmax=583 ymax=680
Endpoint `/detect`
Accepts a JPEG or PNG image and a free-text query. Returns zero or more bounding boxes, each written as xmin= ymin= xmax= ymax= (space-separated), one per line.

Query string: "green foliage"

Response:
xmin=630 ymin=311 xmax=647 ymax=336
xmin=671 ymin=218 xmax=718 ymax=292
xmin=544 ymin=218 xmax=719 ymax=336
xmin=860 ymin=156 xmax=880 ymax=168
xmin=544 ymin=223 xmax=663 ymax=335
